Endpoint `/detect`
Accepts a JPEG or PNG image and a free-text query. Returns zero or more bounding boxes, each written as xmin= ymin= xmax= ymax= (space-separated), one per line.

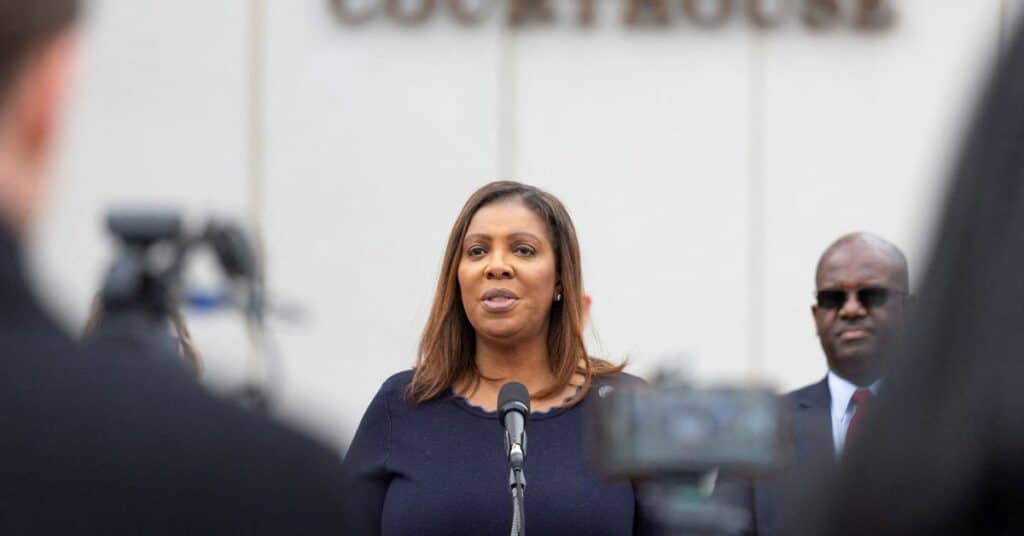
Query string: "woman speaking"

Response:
xmin=341 ymin=181 xmax=645 ymax=534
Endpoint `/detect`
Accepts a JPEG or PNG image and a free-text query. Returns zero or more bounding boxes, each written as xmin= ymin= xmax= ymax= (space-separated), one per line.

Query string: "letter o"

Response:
xmin=747 ymin=0 xmax=790 ymax=28
xmin=855 ymin=0 xmax=896 ymax=30
xmin=448 ymin=0 xmax=497 ymax=24
xmin=387 ymin=0 xmax=436 ymax=24
xmin=803 ymin=0 xmax=841 ymax=29
xmin=329 ymin=0 xmax=381 ymax=24
xmin=682 ymin=0 xmax=733 ymax=27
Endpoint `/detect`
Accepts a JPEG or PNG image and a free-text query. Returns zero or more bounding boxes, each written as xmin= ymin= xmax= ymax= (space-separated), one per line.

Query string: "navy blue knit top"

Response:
xmin=341 ymin=370 xmax=647 ymax=535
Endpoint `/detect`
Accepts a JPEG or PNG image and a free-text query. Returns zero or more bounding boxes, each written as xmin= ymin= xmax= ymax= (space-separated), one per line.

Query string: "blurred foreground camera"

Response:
xmin=588 ymin=378 xmax=791 ymax=535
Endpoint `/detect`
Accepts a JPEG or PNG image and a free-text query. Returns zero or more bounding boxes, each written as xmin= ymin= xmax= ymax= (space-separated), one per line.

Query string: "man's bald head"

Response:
xmin=816 ymin=232 xmax=909 ymax=291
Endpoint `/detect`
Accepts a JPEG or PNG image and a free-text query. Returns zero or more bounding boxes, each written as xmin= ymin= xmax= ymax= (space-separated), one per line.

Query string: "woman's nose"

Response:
xmin=485 ymin=252 xmax=514 ymax=280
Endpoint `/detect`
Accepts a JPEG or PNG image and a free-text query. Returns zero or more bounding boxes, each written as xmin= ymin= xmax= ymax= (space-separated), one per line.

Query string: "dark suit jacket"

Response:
xmin=716 ymin=377 xmax=835 ymax=536
xmin=0 ymin=229 xmax=346 ymax=533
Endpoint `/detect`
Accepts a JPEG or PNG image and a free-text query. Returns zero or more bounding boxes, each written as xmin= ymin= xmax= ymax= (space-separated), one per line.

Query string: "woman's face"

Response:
xmin=458 ymin=200 xmax=559 ymax=345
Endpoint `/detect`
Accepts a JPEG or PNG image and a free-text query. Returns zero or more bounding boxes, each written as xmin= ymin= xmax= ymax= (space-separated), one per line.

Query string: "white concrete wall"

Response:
xmin=30 ymin=0 xmax=1015 ymax=446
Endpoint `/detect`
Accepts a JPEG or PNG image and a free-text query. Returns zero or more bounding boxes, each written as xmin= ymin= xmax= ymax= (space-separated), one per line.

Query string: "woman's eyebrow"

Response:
xmin=506 ymin=231 xmax=542 ymax=242
xmin=464 ymin=231 xmax=542 ymax=242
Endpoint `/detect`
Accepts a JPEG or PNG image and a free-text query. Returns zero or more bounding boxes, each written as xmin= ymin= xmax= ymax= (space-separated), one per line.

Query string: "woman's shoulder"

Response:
xmin=378 ymin=369 xmax=415 ymax=395
xmin=376 ymin=369 xmax=464 ymax=409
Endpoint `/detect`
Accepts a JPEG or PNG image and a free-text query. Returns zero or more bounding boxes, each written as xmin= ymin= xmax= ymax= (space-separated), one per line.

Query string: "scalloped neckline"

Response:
xmin=447 ymin=386 xmax=583 ymax=420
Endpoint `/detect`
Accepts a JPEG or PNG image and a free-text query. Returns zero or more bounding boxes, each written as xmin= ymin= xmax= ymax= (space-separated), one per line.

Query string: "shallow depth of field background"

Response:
xmin=32 ymin=0 xmax=1022 ymax=446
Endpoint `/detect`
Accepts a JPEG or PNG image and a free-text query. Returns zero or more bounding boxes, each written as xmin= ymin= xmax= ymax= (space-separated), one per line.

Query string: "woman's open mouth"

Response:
xmin=481 ymin=288 xmax=519 ymax=313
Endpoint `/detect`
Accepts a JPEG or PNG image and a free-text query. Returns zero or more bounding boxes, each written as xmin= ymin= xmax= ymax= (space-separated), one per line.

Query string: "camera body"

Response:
xmin=588 ymin=383 xmax=789 ymax=480
xmin=587 ymin=380 xmax=791 ymax=535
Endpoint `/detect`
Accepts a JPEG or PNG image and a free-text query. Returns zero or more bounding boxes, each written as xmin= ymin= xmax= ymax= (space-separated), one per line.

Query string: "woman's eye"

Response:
xmin=514 ymin=245 xmax=536 ymax=256
xmin=467 ymin=246 xmax=486 ymax=257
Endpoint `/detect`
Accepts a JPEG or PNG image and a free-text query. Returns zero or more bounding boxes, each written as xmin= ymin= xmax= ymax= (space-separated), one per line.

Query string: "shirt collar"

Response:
xmin=828 ymin=370 xmax=882 ymax=414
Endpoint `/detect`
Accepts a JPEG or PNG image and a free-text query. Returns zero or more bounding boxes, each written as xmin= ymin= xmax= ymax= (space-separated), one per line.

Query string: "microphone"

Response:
xmin=498 ymin=382 xmax=530 ymax=536
xmin=498 ymin=382 xmax=530 ymax=469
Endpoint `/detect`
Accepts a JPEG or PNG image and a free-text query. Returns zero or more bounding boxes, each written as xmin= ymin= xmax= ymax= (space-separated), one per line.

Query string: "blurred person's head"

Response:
xmin=410 ymin=181 xmax=622 ymax=403
xmin=0 ymin=0 xmax=80 ymax=234
xmin=812 ymin=232 xmax=909 ymax=386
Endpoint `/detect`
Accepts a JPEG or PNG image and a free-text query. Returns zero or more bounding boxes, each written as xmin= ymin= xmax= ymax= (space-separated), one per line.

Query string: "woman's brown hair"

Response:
xmin=408 ymin=181 xmax=624 ymax=404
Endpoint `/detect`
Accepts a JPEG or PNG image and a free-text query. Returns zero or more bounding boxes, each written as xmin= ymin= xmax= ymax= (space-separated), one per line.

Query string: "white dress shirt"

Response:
xmin=828 ymin=371 xmax=882 ymax=455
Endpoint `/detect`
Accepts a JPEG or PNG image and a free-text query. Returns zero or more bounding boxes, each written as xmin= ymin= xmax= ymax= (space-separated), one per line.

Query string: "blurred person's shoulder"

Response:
xmin=0 ymin=318 xmax=346 ymax=531
xmin=76 ymin=340 xmax=345 ymax=463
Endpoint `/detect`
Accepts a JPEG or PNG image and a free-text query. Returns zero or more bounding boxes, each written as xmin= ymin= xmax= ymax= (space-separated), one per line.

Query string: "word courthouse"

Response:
xmin=329 ymin=0 xmax=897 ymax=29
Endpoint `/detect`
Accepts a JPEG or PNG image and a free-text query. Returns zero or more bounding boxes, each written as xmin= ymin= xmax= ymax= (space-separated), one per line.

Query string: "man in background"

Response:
xmin=816 ymin=13 xmax=1024 ymax=533
xmin=805 ymin=232 xmax=909 ymax=456
xmin=0 ymin=2 xmax=345 ymax=532
xmin=718 ymin=232 xmax=910 ymax=535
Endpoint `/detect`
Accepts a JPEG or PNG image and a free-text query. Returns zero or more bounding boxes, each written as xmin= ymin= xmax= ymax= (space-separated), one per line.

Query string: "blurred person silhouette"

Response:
xmin=809 ymin=13 xmax=1024 ymax=536
xmin=717 ymin=233 xmax=910 ymax=535
xmin=0 ymin=1 xmax=346 ymax=532
xmin=341 ymin=181 xmax=649 ymax=534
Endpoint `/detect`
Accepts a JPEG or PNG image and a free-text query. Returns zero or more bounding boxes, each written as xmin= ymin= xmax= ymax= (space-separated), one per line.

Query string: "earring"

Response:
xmin=555 ymin=293 xmax=562 ymax=302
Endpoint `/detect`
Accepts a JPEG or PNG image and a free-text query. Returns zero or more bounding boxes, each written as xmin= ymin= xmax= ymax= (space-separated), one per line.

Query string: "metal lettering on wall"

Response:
xmin=328 ymin=0 xmax=897 ymax=29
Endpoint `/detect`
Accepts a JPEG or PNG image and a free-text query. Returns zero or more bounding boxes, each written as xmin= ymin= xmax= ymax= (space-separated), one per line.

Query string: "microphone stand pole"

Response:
xmin=509 ymin=441 xmax=526 ymax=536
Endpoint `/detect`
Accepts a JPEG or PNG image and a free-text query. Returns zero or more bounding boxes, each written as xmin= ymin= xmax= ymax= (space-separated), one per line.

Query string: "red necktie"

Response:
xmin=845 ymin=388 xmax=874 ymax=444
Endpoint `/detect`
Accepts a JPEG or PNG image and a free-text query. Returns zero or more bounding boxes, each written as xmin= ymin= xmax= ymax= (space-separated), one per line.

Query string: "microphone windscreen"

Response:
xmin=498 ymin=381 xmax=531 ymax=420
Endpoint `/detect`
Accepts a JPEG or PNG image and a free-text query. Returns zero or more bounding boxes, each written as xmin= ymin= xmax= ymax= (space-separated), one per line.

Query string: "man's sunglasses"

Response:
xmin=814 ymin=286 xmax=907 ymax=310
